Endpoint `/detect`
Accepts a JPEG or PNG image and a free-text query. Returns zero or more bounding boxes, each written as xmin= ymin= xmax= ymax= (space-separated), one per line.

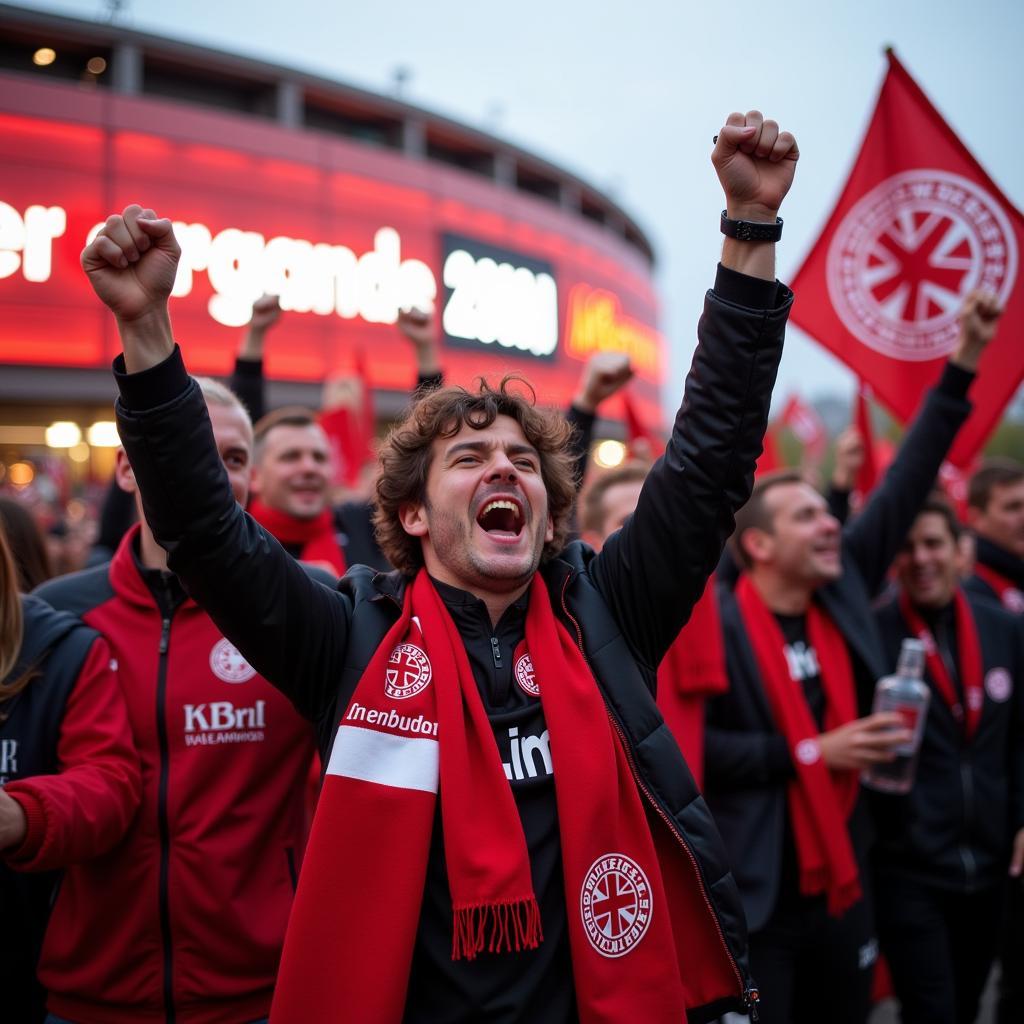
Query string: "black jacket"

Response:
xmin=114 ymin=267 xmax=789 ymax=1021
xmin=871 ymin=590 xmax=1024 ymax=891
xmin=1 ymin=596 xmax=101 ymax=1024
xmin=704 ymin=363 xmax=974 ymax=931
xmin=965 ymin=535 xmax=1024 ymax=610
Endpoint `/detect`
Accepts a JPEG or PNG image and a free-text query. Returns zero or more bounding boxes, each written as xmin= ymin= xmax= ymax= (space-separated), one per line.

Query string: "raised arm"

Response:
xmin=843 ymin=289 xmax=1001 ymax=595
xmin=591 ymin=111 xmax=797 ymax=667
xmin=229 ymin=293 xmax=281 ymax=422
xmin=81 ymin=206 xmax=350 ymax=723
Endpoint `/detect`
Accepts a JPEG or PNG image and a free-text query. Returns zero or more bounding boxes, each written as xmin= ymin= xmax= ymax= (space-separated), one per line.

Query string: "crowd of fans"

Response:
xmin=1 ymin=111 xmax=1021 ymax=1024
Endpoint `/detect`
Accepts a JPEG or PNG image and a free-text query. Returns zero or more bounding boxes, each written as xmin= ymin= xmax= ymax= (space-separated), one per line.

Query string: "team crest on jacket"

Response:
xmin=209 ymin=638 xmax=257 ymax=683
xmin=794 ymin=738 xmax=821 ymax=766
xmin=514 ymin=642 xmax=540 ymax=698
xmin=386 ymin=643 xmax=432 ymax=700
xmin=826 ymin=169 xmax=1017 ymax=363
xmin=579 ymin=853 xmax=652 ymax=957
xmin=1002 ymin=588 xmax=1024 ymax=614
xmin=985 ymin=667 xmax=1013 ymax=703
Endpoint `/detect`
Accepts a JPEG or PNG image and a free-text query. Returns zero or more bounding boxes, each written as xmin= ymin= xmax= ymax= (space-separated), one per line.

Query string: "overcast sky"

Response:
xmin=18 ymin=0 xmax=1024 ymax=419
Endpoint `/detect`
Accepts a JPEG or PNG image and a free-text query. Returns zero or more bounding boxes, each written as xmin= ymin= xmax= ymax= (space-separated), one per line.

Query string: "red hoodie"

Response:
xmin=35 ymin=526 xmax=318 ymax=1024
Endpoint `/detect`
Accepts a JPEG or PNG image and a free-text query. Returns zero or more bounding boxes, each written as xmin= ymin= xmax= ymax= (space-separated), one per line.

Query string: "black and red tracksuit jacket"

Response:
xmin=34 ymin=525 xmax=318 ymax=1024
xmin=2 ymin=595 xmax=141 ymax=1024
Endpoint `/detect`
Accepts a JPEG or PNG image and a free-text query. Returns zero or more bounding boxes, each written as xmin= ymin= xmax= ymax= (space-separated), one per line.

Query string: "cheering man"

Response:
xmin=82 ymin=110 xmax=797 ymax=1023
xmin=704 ymin=290 xmax=1000 ymax=1024
xmin=872 ymin=496 xmax=1024 ymax=1024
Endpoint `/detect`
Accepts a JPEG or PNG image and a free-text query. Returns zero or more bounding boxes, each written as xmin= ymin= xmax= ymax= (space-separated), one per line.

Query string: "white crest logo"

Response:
xmin=795 ymin=738 xmax=821 ymax=766
xmin=985 ymin=667 xmax=1012 ymax=704
xmin=385 ymin=643 xmax=432 ymax=700
xmin=515 ymin=652 xmax=540 ymax=698
xmin=827 ymin=170 xmax=1017 ymax=362
xmin=1002 ymin=588 xmax=1024 ymax=615
xmin=579 ymin=853 xmax=653 ymax=958
xmin=209 ymin=638 xmax=256 ymax=683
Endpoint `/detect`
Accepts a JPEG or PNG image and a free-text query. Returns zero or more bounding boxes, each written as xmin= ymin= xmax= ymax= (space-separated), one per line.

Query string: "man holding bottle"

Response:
xmin=703 ymin=289 xmax=1000 ymax=1024
xmin=872 ymin=495 xmax=1024 ymax=1024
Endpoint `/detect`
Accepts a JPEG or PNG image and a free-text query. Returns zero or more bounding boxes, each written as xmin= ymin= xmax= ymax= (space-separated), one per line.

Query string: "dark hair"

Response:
xmin=0 ymin=498 xmax=53 ymax=591
xmin=0 ymin=522 xmax=35 ymax=719
xmin=913 ymin=493 xmax=963 ymax=541
xmin=968 ymin=457 xmax=1024 ymax=512
xmin=253 ymin=406 xmax=320 ymax=461
xmin=730 ymin=469 xmax=807 ymax=569
xmin=581 ymin=462 xmax=651 ymax=535
xmin=374 ymin=377 xmax=578 ymax=576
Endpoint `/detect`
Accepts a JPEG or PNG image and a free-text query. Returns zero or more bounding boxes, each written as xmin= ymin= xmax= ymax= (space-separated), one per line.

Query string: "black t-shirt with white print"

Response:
xmin=403 ymin=579 xmax=575 ymax=1024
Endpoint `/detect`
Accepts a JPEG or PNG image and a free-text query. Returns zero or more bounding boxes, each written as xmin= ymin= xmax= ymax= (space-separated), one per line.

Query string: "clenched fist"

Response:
xmin=81 ymin=205 xmax=180 ymax=371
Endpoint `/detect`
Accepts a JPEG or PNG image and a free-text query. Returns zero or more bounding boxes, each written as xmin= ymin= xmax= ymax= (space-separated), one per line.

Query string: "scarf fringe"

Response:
xmin=451 ymin=897 xmax=543 ymax=961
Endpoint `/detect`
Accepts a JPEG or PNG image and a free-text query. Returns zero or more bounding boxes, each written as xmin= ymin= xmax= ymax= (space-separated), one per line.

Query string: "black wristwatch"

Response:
xmin=720 ymin=210 xmax=783 ymax=242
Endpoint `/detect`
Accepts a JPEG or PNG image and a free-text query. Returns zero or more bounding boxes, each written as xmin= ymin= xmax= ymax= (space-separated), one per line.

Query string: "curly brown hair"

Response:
xmin=374 ymin=377 xmax=579 ymax=576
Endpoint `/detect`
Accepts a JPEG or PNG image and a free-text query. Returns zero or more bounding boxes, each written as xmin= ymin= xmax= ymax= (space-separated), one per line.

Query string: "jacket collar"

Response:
xmin=109 ymin=523 xmax=191 ymax=614
xmin=974 ymin=535 xmax=1024 ymax=589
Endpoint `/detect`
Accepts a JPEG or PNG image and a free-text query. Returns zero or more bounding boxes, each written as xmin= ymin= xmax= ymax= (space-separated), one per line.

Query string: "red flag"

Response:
xmin=855 ymin=384 xmax=880 ymax=497
xmin=779 ymin=395 xmax=828 ymax=465
xmin=621 ymin=389 xmax=661 ymax=461
xmin=319 ymin=350 xmax=376 ymax=488
xmin=790 ymin=50 xmax=1023 ymax=467
xmin=756 ymin=426 xmax=783 ymax=477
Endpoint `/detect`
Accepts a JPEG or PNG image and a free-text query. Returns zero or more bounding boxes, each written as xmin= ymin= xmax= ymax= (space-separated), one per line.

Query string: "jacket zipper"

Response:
xmin=959 ymin=758 xmax=977 ymax=889
xmin=559 ymin=574 xmax=759 ymax=1020
xmin=156 ymin=607 xmax=176 ymax=1024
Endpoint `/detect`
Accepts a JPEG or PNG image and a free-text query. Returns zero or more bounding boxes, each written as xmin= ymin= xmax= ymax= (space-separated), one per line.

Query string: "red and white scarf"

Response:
xmin=269 ymin=572 xmax=742 ymax=1022
xmin=973 ymin=563 xmax=1024 ymax=614
xmin=249 ymin=499 xmax=347 ymax=576
xmin=898 ymin=588 xmax=984 ymax=741
xmin=735 ymin=576 xmax=861 ymax=916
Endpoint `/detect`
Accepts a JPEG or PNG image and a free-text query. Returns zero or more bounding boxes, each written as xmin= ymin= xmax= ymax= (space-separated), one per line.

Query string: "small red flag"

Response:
xmin=790 ymin=50 xmax=1023 ymax=467
xmin=780 ymin=395 xmax=828 ymax=465
xmin=621 ymin=389 xmax=661 ymax=461
xmin=756 ymin=426 xmax=784 ymax=478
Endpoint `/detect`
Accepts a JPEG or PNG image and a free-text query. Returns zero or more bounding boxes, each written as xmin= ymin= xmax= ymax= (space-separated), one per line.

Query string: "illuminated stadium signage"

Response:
xmin=0 ymin=106 xmax=664 ymax=422
xmin=441 ymin=234 xmax=558 ymax=360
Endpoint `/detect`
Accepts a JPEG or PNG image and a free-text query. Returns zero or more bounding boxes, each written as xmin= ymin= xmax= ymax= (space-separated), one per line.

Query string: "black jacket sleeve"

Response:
xmin=842 ymin=363 xmax=973 ymax=597
xmin=229 ymin=356 xmax=266 ymax=422
xmin=114 ymin=348 xmax=348 ymax=724
xmin=589 ymin=266 xmax=790 ymax=668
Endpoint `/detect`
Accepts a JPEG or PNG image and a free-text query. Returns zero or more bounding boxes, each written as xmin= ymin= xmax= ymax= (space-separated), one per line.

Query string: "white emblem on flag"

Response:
xmin=385 ymin=643 xmax=432 ymax=700
xmin=209 ymin=638 xmax=257 ymax=683
xmin=579 ymin=853 xmax=653 ymax=958
xmin=827 ymin=169 xmax=1017 ymax=362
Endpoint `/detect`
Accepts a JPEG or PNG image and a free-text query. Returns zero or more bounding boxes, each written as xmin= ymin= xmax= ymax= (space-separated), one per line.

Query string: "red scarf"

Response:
xmin=898 ymin=588 xmax=983 ymax=741
xmin=657 ymin=576 xmax=728 ymax=786
xmin=973 ymin=563 xmax=1024 ymax=614
xmin=270 ymin=572 xmax=742 ymax=1023
xmin=735 ymin=576 xmax=861 ymax=916
xmin=249 ymin=499 xmax=347 ymax=576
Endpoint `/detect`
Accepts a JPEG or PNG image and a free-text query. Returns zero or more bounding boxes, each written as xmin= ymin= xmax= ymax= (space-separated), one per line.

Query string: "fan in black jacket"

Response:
xmin=962 ymin=456 xmax=1024 ymax=1024
xmin=80 ymin=109 xmax=799 ymax=1023
xmin=703 ymin=289 xmax=1002 ymax=1024
xmin=872 ymin=496 xmax=1024 ymax=1024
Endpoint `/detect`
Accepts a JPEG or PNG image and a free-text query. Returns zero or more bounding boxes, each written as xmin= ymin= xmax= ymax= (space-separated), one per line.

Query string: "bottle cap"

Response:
xmin=897 ymin=638 xmax=927 ymax=679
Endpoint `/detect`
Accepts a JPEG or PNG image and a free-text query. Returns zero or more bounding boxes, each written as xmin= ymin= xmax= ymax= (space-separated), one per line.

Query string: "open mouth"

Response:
xmin=476 ymin=498 xmax=524 ymax=536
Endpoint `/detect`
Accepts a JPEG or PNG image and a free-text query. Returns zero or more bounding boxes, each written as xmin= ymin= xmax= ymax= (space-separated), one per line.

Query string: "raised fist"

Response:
xmin=712 ymin=111 xmax=799 ymax=221
xmin=250 ymin=294 xmax=282 ymax=332
xmin=81 ymin=205 xmax=180 ymax=322
xmin=952 ymin=289 xmax=1003 ymax=371
xmin=575 ymin=352 xmax=634 ymax=413
xmin=397 ymin=304 xmax=436 ymax=349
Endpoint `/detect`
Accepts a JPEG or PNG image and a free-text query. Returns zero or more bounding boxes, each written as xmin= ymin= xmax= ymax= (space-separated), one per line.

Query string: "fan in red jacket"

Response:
xmin=35 ymin=378 xmax=318 ymax=1024
xmin=1 ymin=525 xmax=141 ymax=1024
